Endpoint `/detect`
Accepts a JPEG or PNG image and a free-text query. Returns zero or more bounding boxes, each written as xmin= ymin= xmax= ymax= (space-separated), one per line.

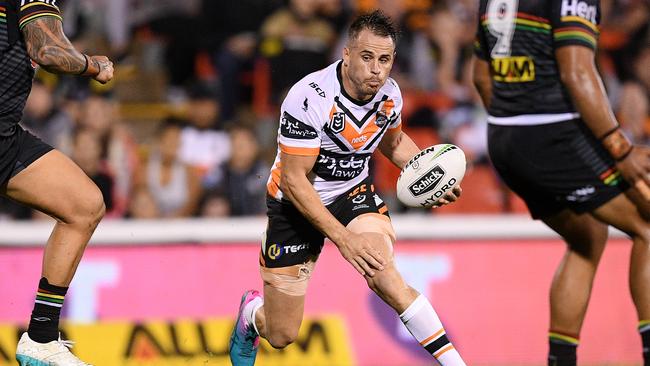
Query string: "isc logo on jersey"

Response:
xmin=561 ymin=0 xmax=597 ymax=23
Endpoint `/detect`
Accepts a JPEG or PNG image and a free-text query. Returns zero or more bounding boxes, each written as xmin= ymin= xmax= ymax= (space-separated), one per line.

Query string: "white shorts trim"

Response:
xmin=487 ymin=112 xmax=580 ymax=126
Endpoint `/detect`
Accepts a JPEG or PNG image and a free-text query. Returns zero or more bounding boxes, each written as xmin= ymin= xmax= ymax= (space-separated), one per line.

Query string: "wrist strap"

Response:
xmin=78 ymin=54 xmax=89 ymax=76
xmin=601 ymin=127 xmax=633 ymax=161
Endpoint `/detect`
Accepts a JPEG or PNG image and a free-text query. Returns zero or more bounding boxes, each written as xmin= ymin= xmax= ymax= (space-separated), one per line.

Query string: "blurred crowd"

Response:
xmin=1 ymin=0 xmax=649 ymax=220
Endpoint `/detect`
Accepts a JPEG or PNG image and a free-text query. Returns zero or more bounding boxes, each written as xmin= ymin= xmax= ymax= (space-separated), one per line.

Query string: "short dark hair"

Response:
xmin=348 ymin=10 xmax=398 ymax=45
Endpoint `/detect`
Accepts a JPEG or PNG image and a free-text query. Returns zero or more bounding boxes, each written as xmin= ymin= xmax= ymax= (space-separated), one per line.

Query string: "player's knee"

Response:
xmin=365 ymin=266 xmax=398 ymax=297
xmin=267 ymin=329 xmax=299 ymax=349
xmin=364 ymin=232 xmax=394 ymax=262
xmin=81 ymin=187 xmax=105 ymax=224
xmin=65 ymin=186 xmax=105 ymax=227
xmin=566 ymin=224 xmax=607 ymax=259
xmin=632 ymin=225 xmax=650 ymax=245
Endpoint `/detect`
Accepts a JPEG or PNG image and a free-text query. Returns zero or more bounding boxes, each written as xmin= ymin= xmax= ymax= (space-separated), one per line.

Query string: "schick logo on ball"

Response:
xmin=408 ymin=166 xmax=445 ymax=196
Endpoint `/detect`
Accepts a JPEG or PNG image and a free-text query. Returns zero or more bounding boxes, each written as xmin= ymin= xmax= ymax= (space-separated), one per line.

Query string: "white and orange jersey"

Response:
xmin=267 ymin=60 xmax=403 ymax=205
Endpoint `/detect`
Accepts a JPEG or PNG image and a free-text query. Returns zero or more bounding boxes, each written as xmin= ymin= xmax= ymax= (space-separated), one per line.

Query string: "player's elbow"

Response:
xmin=279 ymin=171 xmax=300 ymax=200
xmin=29 ymin=48 xmax=61 ymax=70
xmin=559 ymin=65 xmax=588 ymax=88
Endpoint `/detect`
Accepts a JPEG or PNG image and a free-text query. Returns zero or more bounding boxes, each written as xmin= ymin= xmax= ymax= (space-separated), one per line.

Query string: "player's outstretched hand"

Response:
xmin=90 ymin=55 xmax=114 ymax=84
xmin=617 ymin=146 xmax=650 ymax=200
xmin=336 ymin=231 xmax=386 ymax=277
xmin=432 ymin=185 xmax=462 ymax=208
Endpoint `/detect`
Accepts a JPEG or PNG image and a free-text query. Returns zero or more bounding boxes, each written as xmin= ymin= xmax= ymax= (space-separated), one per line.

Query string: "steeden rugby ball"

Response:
xmin=396 ymin=144 xmax=466 ymax=208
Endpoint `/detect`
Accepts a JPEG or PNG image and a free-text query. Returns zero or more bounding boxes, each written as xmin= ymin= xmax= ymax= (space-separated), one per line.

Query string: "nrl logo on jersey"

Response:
xmin=329 ymin=112 xmax=346 ymax=133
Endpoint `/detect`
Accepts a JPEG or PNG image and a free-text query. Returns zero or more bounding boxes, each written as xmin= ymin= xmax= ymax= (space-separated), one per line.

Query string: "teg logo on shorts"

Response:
xmin=408 ymin=166 xmax=445 ymax=196
xmin=267 ymin=243 xmax=309 ymax=260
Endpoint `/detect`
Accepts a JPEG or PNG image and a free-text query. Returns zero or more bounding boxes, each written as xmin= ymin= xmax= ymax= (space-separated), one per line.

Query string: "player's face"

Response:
xmin=343 ymin=29 xmax=395 ymax=100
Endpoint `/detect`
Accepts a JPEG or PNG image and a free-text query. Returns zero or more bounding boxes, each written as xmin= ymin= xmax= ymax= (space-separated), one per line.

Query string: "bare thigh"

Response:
xmin=3 ymin=150 xmax=104 ymax=222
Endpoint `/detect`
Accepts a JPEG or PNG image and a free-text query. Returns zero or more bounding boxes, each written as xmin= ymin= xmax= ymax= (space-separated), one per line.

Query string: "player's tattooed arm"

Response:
xmin=22 ymin=17 xmax=113 ymax=83
xmin=22 ymin=17 xmax=86 ymax=74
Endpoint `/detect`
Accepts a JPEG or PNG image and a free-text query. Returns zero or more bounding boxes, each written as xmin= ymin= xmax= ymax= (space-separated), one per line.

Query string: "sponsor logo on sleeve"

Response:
xmin=561 ymin=0 xmax=597 ymax=23
xmin=280 ymin=112 xmax=318 ymax=140
xmin=21 ymin=0 xmax=58 ymax=6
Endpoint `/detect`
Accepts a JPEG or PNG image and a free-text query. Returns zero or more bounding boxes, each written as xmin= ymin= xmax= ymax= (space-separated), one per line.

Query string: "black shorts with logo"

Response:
xmin=488 ymin=119 xmax=629 ymax=219
xmin=0 ymin=125 xmax=53 ymax=187
xmin=261 ymin=177 xmax=389 ymax=268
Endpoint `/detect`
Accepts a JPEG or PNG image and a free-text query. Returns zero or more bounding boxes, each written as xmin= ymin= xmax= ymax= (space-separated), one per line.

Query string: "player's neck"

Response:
xmin=340 ymin=65 xmax=374 ymax=104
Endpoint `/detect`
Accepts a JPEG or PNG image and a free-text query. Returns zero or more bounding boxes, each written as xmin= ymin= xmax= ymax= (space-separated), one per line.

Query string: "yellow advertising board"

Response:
xmin=0 ymin=317 xmax=353 ymax=366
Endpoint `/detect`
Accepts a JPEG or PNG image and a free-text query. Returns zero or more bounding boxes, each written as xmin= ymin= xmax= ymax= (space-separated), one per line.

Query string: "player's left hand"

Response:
xmin=90 ymin=55 xmax=114 ymax=84
xmin=432 ymin=185 xmax=462 ymax=208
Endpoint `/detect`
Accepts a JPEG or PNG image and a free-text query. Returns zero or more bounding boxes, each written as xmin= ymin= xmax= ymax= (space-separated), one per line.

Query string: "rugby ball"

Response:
xmin=396 ymin=144 xmax=466 ymax=208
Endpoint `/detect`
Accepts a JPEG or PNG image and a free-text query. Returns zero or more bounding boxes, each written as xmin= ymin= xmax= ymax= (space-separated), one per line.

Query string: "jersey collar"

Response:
xmin=336 ymin=61 xmax=377 ymax=107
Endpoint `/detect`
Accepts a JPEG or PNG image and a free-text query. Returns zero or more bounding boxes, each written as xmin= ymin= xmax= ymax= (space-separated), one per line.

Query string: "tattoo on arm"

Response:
xmin=22 ymin=17 xmax=86 ymax=74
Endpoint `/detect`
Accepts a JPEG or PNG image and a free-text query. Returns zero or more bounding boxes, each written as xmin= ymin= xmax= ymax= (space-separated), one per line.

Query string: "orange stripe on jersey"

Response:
xmin=279 ymin=143 xmax=320 ymax=156
xmin=383 ymin=99 xmax=395 ymax=115
xmin=267 ymin=162 xmax=282 ymax=197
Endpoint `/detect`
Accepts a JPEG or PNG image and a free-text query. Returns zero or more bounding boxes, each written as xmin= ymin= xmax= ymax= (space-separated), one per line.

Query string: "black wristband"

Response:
xmin=78 ymin=54 xmax=89 ymax=76
xmin=616 ymin=145 xmax=634 ymax=162
xmin=599 ymin=125 xmax=620 ymax=141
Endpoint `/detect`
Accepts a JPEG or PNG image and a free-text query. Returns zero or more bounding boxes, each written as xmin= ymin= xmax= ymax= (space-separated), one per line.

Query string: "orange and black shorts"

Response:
xmin=260 ymin=177 xmax=389 ymax=269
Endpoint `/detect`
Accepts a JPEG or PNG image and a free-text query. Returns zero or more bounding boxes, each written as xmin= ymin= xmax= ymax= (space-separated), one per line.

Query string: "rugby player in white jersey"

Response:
xmin=229 ymin=10 xmax=467 ymax=366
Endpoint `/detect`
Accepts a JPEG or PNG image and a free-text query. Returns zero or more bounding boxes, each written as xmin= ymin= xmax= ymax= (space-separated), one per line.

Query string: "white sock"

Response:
xmin=399 ymin=294 xmax=466 ymax=366
xmin=243 ymin=297 xmax=263 ymax=335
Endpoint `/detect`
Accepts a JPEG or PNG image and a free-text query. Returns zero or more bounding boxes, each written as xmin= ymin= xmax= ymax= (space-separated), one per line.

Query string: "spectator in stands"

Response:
xmin=178 ymin=83 xmax=231 ymax=175
xmin=203 ymin=125 xmax=268 ymax=216
xmin=199 ymin=0 xmax=283 ymax=121
xmin=136 ymin=120 xmax=203 ymax=218
xmin=200 ymin=189 xmax=232 ymax=218
xmin=131 ymin=0 xmax=202 ymax=99
xmin=618 ymin=42 xmax=650 ymax=145
xmin=22 ymin=80 xmax=74 ymax=155
xmin=78 ymin=91 xmax=139 ymax=217
xmin=127 ymin=187 xmax=161 ymax=219
xmin=71 ymin=128 xmax=115 ymax=214
xmin=260 ymin=0 xmax=336 ymax=101
xmin=426 ymin=5 xmax=475 ymax=101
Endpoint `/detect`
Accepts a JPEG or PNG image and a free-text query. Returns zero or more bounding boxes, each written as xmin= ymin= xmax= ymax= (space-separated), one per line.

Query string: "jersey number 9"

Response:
xmin=487 ymin=0 xmax=519 ymax=58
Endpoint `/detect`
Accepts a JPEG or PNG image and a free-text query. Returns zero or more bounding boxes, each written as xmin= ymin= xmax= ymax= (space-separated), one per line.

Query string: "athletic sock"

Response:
xmin=27 ymin=277 xmax=68 ymax=343
xmin=243 ymin=297 xmax=263 ymax=335
xmin=639 ymin=320 xmax=650 ymax=366
xmin=548 ymin=331 xmax=579 ymax=366
xmin=399 ymin=294 xmax=466 ymax=366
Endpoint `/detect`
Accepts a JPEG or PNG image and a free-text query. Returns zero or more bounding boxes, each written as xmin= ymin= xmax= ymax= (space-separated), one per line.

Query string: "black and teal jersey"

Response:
xmin=474 ymin=0 xmax=600 ymax=124
xmin=0 ymin=0 xmax=62 ymax=135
